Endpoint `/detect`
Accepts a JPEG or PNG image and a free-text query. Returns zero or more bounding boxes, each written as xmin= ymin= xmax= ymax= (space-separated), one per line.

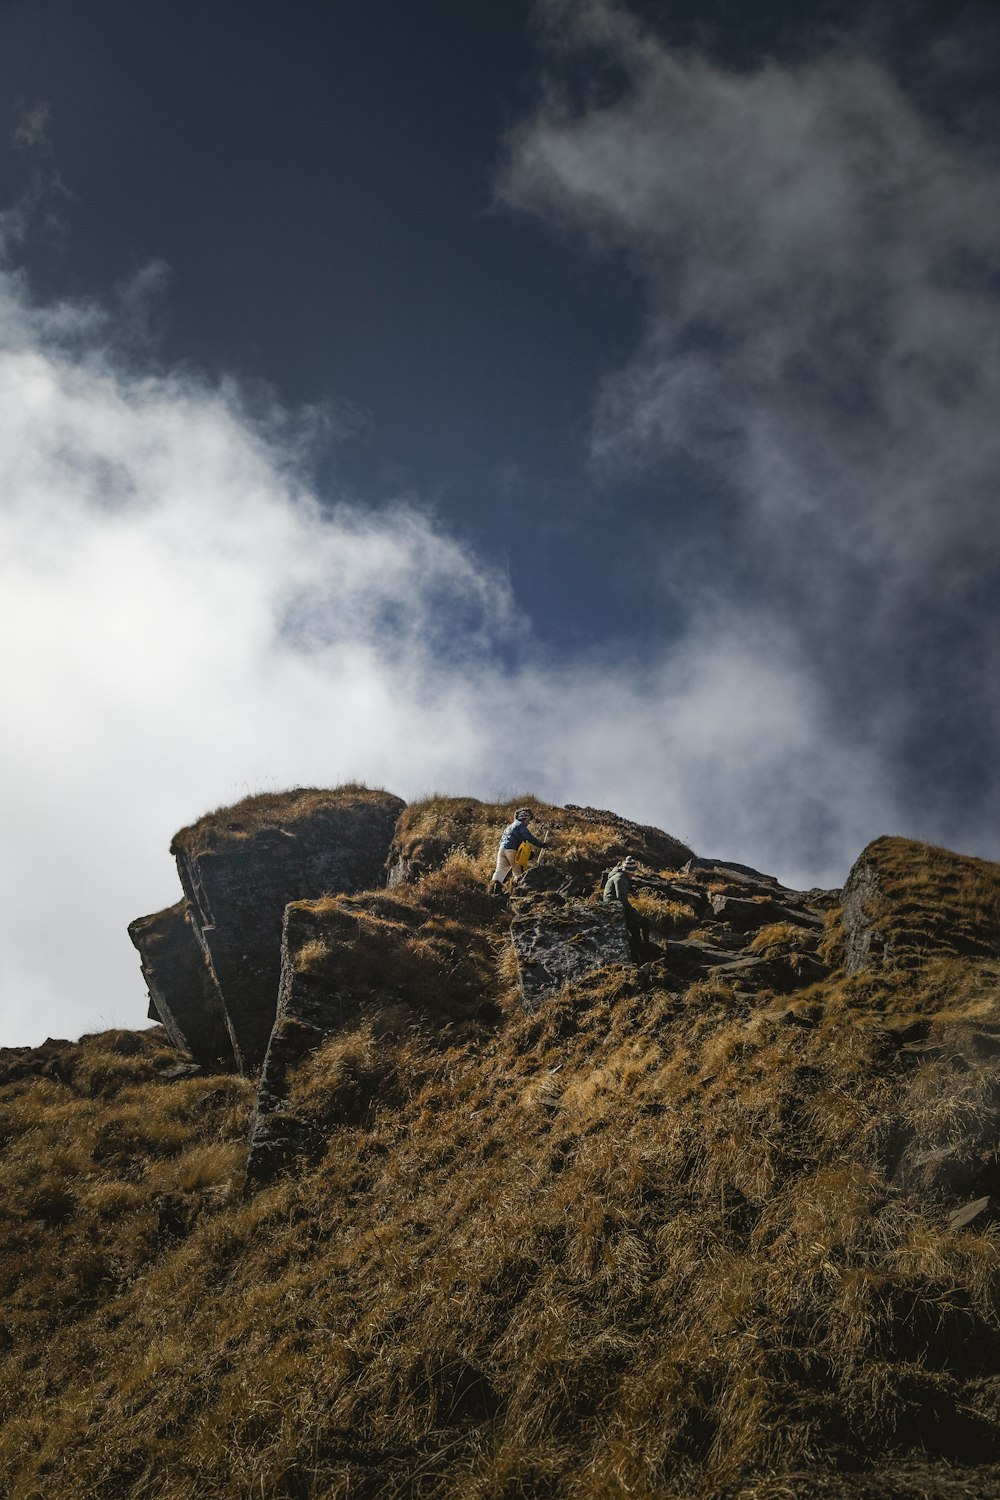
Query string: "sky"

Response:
xmin=2 ymin=0 xmax=999 ymax=1046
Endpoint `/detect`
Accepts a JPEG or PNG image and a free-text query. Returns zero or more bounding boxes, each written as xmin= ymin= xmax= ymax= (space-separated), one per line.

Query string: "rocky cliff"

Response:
xmin=4 ymin=793 xmax=1000 ymax=1500
xmin=131 ymin=785 xmax=404 ymax=1073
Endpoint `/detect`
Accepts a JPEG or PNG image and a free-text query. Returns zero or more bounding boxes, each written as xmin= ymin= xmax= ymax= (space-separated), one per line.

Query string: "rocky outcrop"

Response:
xmin=127 ymin=791 xmax=906 ymax=1190
xmin=841 ymin=849 xmax=887 ymax=975
xmin=168 ymin=787 xmax=405 ymax=1073
xmin=707 ymin=892 xmax=823 ymax=931
xmin=128 ymin=901 xmax=236 ymax=1069
xmin=127 ymin=788 xmax=405 ymax=1077
xmin=506 ymin=849 xmax=835 ymax=1009
xmin=509 ymin=899 xmax=632 ymax=1011
xmin=246 ymin=902 xmax=339 ymax=1184
xmin=842 ymin=837 xmax=1000 ymax=976
xmin=681 ymin=855 xmax=781 ymax=886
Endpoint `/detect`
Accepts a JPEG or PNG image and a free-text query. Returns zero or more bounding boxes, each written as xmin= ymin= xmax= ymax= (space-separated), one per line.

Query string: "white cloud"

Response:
xmin=499 ymin=0 xmax=1000 ymax=850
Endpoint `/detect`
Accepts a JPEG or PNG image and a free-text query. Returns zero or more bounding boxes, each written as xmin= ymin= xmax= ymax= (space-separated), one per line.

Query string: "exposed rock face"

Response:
xmin=128 ymin=901 xmax=236 ymax=1069
xmin=707 ymin=892 xmax=823 ymax=931
xmin=171 ymin=789 xmax=405 ymax=1074
xmin=505 ymin=847 xmax=836 ymax=1010
xmin=246 ymin=902 xmax=338 ymax=1184
xmin=126 ymin=788 xmax=405 ymax=1076
xmin=246 ymin=897 xmax=416 ymax=1183
xmin=509 ymin=899 xmax=632 ymax=1011
xmin=842 ymin=836 xmax=1000 ymax=976
xmin=682 ymin=855 xmax=781 ymax=886
xmin=841 ymin=850 xmax=886 ymax=975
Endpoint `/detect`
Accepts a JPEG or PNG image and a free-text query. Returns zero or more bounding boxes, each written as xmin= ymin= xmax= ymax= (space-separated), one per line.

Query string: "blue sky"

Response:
xmin=2 ymin=0 xmax=999 ymax=1045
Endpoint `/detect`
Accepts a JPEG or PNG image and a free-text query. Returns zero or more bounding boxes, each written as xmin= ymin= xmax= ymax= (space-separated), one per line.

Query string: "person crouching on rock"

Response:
xmin=490 ymin=808 xmax=547 ymax=894
xmin=603 ymin=856 xmax=652 ymax=961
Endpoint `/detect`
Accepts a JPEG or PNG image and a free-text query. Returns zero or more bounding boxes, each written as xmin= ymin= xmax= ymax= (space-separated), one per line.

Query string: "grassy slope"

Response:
xmin=3 ymin=835 xmax=1000 ymax=1497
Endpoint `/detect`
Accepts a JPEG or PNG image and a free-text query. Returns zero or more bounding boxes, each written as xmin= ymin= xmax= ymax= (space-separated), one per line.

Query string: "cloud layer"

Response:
xmin=500 ymin=0 xmax=1000 ymax=841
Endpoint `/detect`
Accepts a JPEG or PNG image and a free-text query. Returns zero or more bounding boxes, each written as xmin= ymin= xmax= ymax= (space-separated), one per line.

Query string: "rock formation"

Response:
xmin=843 ymin=834 xmax=1000 ymax=975
xmin=129 ymin=795 xmax=1000 ymax=1225
xmin=128 ymin=901 xmax=235 ymax=1069
xmin=131 ymin=786 xmax=404 ymax=1075
xmin=509 ymin=899 xmax=633 ymax=1011
xmin=130 ymin=788 xmax=846 ymax=1176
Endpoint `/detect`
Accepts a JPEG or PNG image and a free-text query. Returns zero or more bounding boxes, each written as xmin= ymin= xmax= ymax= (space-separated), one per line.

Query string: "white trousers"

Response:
xmin=492 ymin=848 xmax=522 ymax=885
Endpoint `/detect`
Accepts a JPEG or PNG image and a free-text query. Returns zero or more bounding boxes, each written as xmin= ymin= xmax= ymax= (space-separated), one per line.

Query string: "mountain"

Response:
xmin=2 ymin=788 xmax=1000 ymax=1499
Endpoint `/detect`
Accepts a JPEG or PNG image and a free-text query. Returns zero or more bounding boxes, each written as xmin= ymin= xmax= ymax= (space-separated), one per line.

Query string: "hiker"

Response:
xmin=490 ymin=808 xmax=547 ymax=893
xmin=603 ymin=855 xmax=651 ymax=960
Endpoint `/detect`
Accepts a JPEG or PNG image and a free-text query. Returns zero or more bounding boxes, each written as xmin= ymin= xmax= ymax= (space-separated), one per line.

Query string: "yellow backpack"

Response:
xmin=514 ymin=841 xmax=533 ymax=871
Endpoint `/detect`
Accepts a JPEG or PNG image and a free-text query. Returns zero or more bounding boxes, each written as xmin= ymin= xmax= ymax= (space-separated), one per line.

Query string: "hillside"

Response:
xmin=3 ymin=793 xmax=1000 ymax=1498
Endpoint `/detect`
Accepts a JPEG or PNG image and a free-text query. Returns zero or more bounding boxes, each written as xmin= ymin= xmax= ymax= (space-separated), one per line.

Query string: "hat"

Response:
xmin=516 ymin=808 xmax=531 ymax=820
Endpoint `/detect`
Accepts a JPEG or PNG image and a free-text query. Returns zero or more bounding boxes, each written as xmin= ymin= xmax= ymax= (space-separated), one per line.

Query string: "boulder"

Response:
xmin=128 ymin=901 xmax=235 ymax=1070
xmin=708 ymin=893 xmax=824 ymax=932
xmin=681 ymin=856 xmax=781 ymax=887
xmin=631 ymin=875 xmax=710 ymax=917
xmin=654 ymin=937 xmax=741 ymax=986
xmin=509 ymin=898 xmax=632 ymax=1012
xmin=169 ymin=787 xmax=405 ymax=1073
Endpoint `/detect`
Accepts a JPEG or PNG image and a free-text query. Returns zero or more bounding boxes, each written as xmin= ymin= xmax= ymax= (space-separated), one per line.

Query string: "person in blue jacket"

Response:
xmin=490 ymin=808 xmax=547 ymax=893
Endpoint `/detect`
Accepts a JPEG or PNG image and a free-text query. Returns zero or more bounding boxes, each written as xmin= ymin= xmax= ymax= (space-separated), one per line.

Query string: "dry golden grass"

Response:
xmin=171 ymin=782 xmax=400 ymax=857
xmin=748 ymin=922 xmax=820 ymax=958
xmin=393 ymin=795 xmax=693 ymax=887
xmin=4 ymin=839 xmax=1000 ymax=1497
xmin=631 ymin=890 xmax=700 ymax=932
